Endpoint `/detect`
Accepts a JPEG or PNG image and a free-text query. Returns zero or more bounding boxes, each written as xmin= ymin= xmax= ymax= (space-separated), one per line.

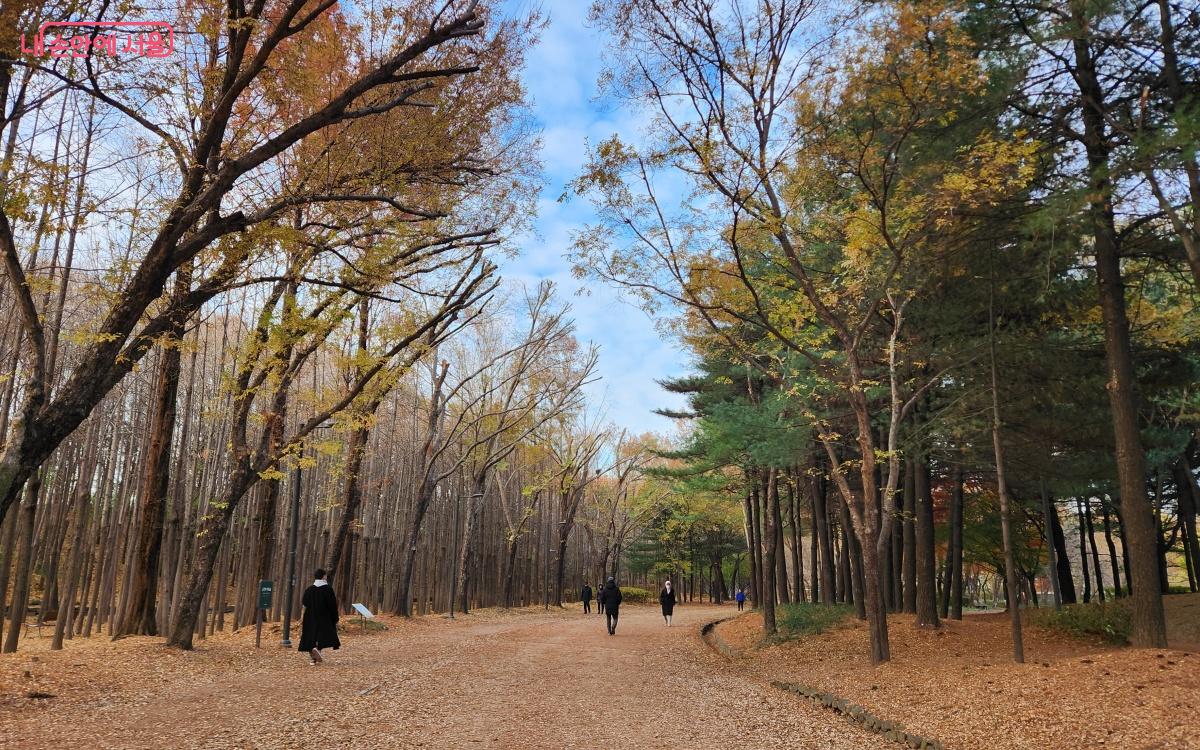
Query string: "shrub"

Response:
xmin=1028 ymin=600 xmax=1132 ymax=644
xmin=619 ymin=586 xmax=652 ymax=604
xmin=776 ymin=602 xmax=853 ymax=638
xmin=340 ymin=618 xmax=388 ymax=633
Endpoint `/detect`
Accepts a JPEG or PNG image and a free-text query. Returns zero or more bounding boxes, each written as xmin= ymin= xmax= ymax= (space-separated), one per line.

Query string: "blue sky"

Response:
xmin=498 ymin=0 xmax=690 ymax=437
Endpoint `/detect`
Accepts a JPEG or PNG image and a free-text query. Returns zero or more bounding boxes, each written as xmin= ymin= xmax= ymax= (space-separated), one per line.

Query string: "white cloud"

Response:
xmin=496 ymin=0 xmax=692 ymax=437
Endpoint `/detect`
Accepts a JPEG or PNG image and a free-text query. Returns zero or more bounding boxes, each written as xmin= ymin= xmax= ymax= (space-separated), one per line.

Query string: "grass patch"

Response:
xmin=619 ymin=586 xmax=652 ymax=604
xmin=341 ymin=617 xmax=388 ymax=632
xmin=1028 ymin=600 xmax=1131 ymax=644
xmin=776 ymin=602 xmax=853 ymax=638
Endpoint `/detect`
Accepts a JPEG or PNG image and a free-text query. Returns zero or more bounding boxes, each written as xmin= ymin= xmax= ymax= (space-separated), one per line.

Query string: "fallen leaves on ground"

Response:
xmin=715 ymin=595 xmax=1200 ymax=750
xmin=1 ymin=605 xmax=895 ymax=750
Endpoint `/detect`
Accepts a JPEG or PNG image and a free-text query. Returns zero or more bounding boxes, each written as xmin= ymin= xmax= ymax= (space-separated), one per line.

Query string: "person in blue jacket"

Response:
xmin=735 ymin=587 xmax=746 ymax=612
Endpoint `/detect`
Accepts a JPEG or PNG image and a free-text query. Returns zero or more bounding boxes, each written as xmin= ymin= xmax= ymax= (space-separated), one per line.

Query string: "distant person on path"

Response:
xmin=601 ymin=577 xmax=622 ymax=635
xmin=659 ymin=580 xmax=676 ymax=627
xmin=581 ymin=582 xmax=593 ymax=614
xmin=298 ymin=568 xmax=340 ymax=664
xmin=735 ymin=588 xmax=746 ymax=612
xmin=598 ymin=583 xmax=607 ymax=615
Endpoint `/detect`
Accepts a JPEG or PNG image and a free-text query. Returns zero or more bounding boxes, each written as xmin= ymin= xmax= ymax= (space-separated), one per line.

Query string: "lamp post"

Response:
xmin=282 ymin=422 xmax=334 ymax=647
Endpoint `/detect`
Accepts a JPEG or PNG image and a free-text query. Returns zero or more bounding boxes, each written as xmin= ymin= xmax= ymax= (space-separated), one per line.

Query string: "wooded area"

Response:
xmin=573 ymin=0 xmax=1200 ymax=665
xmin=0 ymin=0 xmax=1198 ymax=703
xmin=0 ymin=0 xmax=680 ymax=654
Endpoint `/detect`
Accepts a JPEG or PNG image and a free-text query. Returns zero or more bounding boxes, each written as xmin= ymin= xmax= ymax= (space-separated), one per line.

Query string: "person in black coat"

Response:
xmin=601 ymin=577 xmax=622 ymax=635
xmin=581 ymin=582 xmax=593 ymax=614
xmin=298 ymin=568 xmax=340 ymax=664
xmin=659 ymin=580 xmax=676 ymax=627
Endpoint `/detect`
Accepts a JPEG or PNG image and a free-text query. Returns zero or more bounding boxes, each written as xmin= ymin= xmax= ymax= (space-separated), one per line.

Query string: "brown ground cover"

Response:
xmin=713 ymin=594 xmax=1200 ymax=750
xmin=1 ymin=604 xmax=895 ymax=750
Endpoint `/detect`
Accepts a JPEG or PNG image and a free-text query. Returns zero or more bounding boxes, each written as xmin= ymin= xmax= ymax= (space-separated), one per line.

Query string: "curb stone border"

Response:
xmin=701 ymin=618 xmax=948 ymax=750
xmin=770 ymin=680 xmax=945 ymax=750
xmin=699 ymin=617 xmax=738 ymax=657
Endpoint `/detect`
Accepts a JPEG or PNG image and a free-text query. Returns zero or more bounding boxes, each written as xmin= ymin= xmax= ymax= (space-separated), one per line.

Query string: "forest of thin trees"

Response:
xmin=0 ymin=0 xmax=673 ymax=654
xmin=1 ymin=0 xmax=1199 ymax=671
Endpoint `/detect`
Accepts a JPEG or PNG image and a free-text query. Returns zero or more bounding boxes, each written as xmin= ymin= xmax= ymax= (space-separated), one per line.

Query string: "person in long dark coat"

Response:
xmin=659 ymin=580 xmax=676 ymax=627
xmin=298 ymin=568 xmax=340 ymax=664
xmin=597 ymin=583 xmax=607 ymax=616
xmin=581 ymin=582 xmax=593 ymax=614
xmin=601 ymin=577 xmax=622 ymax=635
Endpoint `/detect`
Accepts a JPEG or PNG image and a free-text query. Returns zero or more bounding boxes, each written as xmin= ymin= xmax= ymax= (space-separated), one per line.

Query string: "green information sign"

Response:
xmin=258 ymin=579 xmax=273 ymax=610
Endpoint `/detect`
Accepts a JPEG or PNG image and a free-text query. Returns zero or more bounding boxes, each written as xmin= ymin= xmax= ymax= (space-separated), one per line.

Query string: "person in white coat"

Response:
xmin=659 ymin=580 xmax=677 ymax=626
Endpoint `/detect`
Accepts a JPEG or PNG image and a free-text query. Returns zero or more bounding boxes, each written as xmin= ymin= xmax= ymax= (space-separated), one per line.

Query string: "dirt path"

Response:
xmin=1 ymin=604 xmax=890 ymax=749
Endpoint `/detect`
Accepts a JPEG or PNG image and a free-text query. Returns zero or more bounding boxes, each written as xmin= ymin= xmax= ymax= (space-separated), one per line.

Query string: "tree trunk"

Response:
xmin=113 ymin=301 xmax=186 ymax=638
xmin=553 ymin=517 xmax=570 ymax=609
xmin=947 ymin=462 xmax=965 ymax=619
xmin=2 ymin=473 xmax=41 ymax=652
xmin=939 ymin=542 xmax=952 ymax=619
xmin=902 ymin=459 xmax=917 ymax=614
xmin=743 ymin=488 xmax=759 ymax=607
xmin=774 ymin=481 xmax=789 ymax=606
xmin=1049 ymin=498 xmax=1077 ymax=604
xmin=914 ymin=455 xmax=939 ymax=628
xmin=1084 ymin=498 xmax=1105 ymax=601
xmin=166 ymin=466 xmax=256 ymax=649
xmin=841 ymin=497 xmax=866 ymax=620
xmin=1100 ymin=499 xmax=1123 ymax=597
xmin=398 ymin=477 xmax=438 ymax=617
xmin=1069 ymin=11 xmax=1167 ymax=647
xmin=49 ymin=431 xmax=101 ymax=648
xmin=889 ymin=492 xmax=901 ymax=611
xmin=813 ymin=473 xmax=834 ymax=604
xmin=0 ymin=508 xmax=19 ymax=625
xmin=836 ymin=507 xmax=850 ymax=605
xmin=397 ymin=362 xmax=449 ymax=616
xmin=860 ymin=534 xmax=888 ymax=664
xmin=989 ymin=268 xmax=1023 ymax=662
xmin=503 ymin=532 xmax=521 ymax=608
xmin=1078 ymin=498 xmax=1092 ymax=603
xmin=789 ymin=477 xmax=805 ymax=602
xmin=1173 ymin=459 xmax=1200 ymax=588
xmin=1040 ymin=480 xmax=1062 ymax=610
xmin=809 ymin=480 xmax=820 ymax=603
xmin=455 ymin=473 xmax=488 ymax=615
xmin=760 ymin=469 xmax=779 ymax=636
xmin=330 ymin=302 xmax=375 ymax=595
xmin=330 ymin=423 xmax=371 ymax=585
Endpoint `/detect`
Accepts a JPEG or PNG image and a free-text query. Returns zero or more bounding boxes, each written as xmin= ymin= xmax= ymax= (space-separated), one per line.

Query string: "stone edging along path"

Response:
xmin=699 ymin=618 xmax=948 ymax=750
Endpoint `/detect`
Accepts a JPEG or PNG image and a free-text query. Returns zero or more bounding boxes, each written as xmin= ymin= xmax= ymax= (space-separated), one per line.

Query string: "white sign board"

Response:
xmin=351 ymin=603 xmax=374 ymax=618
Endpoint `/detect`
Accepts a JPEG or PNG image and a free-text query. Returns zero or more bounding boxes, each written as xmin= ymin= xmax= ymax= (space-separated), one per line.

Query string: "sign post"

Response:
xmin=256 ymin=580 xmax=273 ymax=649
xmin=351 ymin=603 xmax=374 ymax=633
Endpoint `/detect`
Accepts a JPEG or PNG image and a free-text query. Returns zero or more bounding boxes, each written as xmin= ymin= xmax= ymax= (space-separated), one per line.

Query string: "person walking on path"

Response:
xmin=581 ymin=582 xmax=593 ymax=614
xmin=597 ymin=583 xmax=607 ymax=616
xmin=298 ymin=568 xmax=340 ymax=664
xmin=735 ymin=588 xmax=746 ymax=612
xmin=601 ymin=577 xmax=622 ymax=635
xmin=659 ymin=580 xmax=676 ymax=626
